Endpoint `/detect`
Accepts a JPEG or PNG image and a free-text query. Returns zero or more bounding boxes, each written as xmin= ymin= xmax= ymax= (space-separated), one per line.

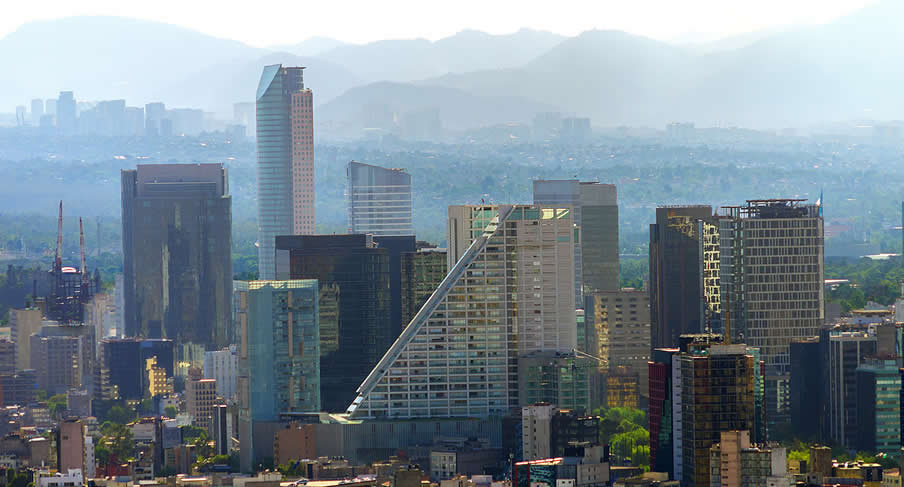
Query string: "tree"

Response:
xmin=48 ymin=394 xmax=67 ymax=418
xmin=106 ymin=404 xmax=135 ymax=424
xmin=164 ymin=406 xmax=178 ymax=419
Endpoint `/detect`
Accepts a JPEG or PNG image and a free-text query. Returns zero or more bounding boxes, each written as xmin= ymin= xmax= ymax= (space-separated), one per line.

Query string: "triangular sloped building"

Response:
xmin=348 ymin=204 xmax=577 ymax=418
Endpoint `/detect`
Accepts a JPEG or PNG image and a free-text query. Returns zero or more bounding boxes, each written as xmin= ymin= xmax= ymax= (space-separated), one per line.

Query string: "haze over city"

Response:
xmin=1 ymin=1 xmax=904 ymax=486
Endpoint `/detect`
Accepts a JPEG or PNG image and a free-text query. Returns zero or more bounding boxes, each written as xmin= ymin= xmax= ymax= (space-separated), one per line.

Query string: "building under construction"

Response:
xmin=46 ymin=201 xmax=99 ymax=324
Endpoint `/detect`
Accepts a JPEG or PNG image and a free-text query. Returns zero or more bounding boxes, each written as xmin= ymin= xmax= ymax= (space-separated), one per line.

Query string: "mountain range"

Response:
xmin=1 ymin=1 xmax=903 ymax=130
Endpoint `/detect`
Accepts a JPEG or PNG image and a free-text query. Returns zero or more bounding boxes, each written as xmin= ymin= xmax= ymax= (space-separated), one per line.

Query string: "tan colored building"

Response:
xmin=146 ymin=356 xmax=173 ymax=397
xmin=10 ymin=307 xmax=42 ymax=370
xmin=186 ymin=378 xmax=217 ymax=427
xmin=56 ymin=418 xmax=85 ymax=473
xmin=587 ymin=289 xmax=651 ymax=399
xmin=273 ymin=423 xmax=316 ymax=465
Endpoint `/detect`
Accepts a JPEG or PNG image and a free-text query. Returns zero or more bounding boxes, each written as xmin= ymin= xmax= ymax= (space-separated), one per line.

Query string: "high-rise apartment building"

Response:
xmin=30 ymin=321 xmax=95 ymax=395
xmin=855 ymin=358 xmax=902 ymax=455
xmin=145 ymin=356 xmax=172 ymax=397
xmin=10 ymin=307 xmax=42 ymax=370
xmin=719 ymin=199 xmax=823 ymax=433
xmin=236 ymin=280 xmax=319 ymax=471
xmin=518 ymin=352 xmax=594 ymax=412
xmin=824 ymin=327 xmax=877 ymax=448
xmin=648 ymin=348 xmax=680 ymax=478
xmin=204 ymin=345 xmax=238 ymax=403
xmin=585 ymin=289 xmax=651 ymax=402
xmin=56 ymin=419 xmax=85 ymax=473
xmin=274 ymin=235 xmax=391 ymax=412
xmin=649 ymin=206 xmax=720 ymax=350
xmin=533 ymin=180 xmax=618 ymax=303
xmin=31 ymin=99 xmax=43 ymax=122
xmin=347 ymin=161 xmax=413 ymax=236
xmin=348 ymin=204 xmax=576 ymax=418
xmin=121 ymin=163 xmax=233 ymax=350
xmin=31 ymin=334 xmax=82 ymax=394
xmin=56 ymin=91 xmax=77 ymax=133
xmin=680 ymin=344 xmax=756 ymax=487
xmin=400 ymin=245 xmax=447 ymax=329
xmin=0 ymin=340 xmax=14 ymax=375
xmin=186 ymin=377 xmax=218 ymax=428
xmin=718 ymin=199 xmax=824 ymax=372
xmin=255 ymin=65 xmax=314 ymax=279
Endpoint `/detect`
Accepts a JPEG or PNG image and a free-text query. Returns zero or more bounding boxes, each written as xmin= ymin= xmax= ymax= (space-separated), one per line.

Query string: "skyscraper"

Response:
xmin=274 ymin=234 xmax=391 ymax=412
xmin=30 ymin=99 xmax=43 ymax=123
xmin=400 ymin=245 xmax=447 ymax=329
xmin=585 ymin=289 xmax=651 ymax=403
xmin=718 ymin=199 xmax=824 ymax=372
xmin=96 ymin=338 xmax=174 ymax=401
xmin=121 ymin=163 xmax=233 ymax=350
xmin=56 ymin=91 xmax=77 ymax=134
xmin=347 ymin=161 xmax=413 ymax=236
xmin=533 ymin=180 xmax=619 ymax=303
xmin=679 ymin=344 xmax=756 ymax=487
xmin=235 ymin=280 xmax=319 ymax=471
xmin=256 ymin=65 xmax=314 ymax=280
xmin=649 ymin=206 xmax=720 ymax=349
xmin=348 ymin=204 xmax=576 ymax=419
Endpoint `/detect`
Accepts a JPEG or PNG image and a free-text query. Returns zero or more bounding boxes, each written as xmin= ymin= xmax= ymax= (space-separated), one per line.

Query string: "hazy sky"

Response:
xmin=0 ymin=0 xmax=878 ymax=46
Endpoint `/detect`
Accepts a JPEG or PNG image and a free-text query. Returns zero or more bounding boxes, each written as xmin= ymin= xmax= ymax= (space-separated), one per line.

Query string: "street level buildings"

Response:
xmin=255 ymin=65 xmax=315 ymax=279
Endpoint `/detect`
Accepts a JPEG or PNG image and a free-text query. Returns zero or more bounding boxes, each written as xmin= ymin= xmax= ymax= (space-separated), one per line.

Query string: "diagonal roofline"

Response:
xmin=346 ymin=205 xmax=514 ymax=415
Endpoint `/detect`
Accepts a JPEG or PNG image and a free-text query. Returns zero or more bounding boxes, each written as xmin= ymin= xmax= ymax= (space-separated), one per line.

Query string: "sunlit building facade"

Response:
xmin=256 ymin=65 xmax=315 ymax=279
xmin=347 ymin=205 xmax=577 ymax=418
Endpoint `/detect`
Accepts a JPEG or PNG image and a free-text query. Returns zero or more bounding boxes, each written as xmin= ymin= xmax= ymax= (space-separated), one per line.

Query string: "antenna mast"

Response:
xmin=55 ymin=201 xmax=63 ymax=271
xmin=79 ymin=217 xmax=87 ymax=283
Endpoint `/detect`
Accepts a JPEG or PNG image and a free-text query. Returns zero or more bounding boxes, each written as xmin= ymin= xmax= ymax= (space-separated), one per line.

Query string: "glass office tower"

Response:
xmin=256 ymin=65 xmax=314 ymax=279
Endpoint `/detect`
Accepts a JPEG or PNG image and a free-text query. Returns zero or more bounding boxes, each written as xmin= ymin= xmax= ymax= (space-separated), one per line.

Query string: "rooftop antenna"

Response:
xmin=79 ymin=217 xmax=87 ymax=283
xmin=55 ymin=201 xmax=63 ymax=272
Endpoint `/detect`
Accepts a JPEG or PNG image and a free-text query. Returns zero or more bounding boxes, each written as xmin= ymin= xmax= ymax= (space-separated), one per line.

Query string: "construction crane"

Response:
xmin=572 ymin=348 xmax=608 ymax=366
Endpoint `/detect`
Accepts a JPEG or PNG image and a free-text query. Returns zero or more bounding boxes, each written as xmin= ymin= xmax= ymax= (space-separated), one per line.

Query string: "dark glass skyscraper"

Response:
xmin=256 ymin=65 xmax=314 ymax=280
xmin=97 ymin=338 xmax=174 ymax=401
xmin=275 ymin=234 xmax=391 ymax=412
xmin=649 ymin=206 xmax=720 ymax=349
xmin=121 ymin=164 xmax=233 ymax=350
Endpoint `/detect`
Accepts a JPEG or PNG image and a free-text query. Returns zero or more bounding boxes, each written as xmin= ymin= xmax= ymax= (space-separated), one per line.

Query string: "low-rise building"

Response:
xmin=513 ymin=445 xmax=610 ymax=487
xmin=37 ymin=469 xmax=84 ymax=487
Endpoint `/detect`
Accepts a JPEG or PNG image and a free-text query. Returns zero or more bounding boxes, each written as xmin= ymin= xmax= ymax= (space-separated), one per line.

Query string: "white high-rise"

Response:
xmin=347 ymin=161 xmax=413 ymax=236
xmin=347 ymin=204 xmax=577 ymax=418
xmin=204 ymin=345 xmax=238 ymax=402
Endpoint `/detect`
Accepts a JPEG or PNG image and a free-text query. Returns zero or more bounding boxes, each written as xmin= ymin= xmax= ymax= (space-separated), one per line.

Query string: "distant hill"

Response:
xmin=425 ymin=30 xmax=697 ymax=126
xmin=316 ymin=28 xmax=565 ymax=83
xmin=421 ymin=0 xmax=904 ymax=128
xmin=271 ymin=36 xmax=347 ymax=57
xmin=0 ymin=16 xmax=266 ymax=110
xmin=157 ymin=52 xmax=362 ymax=116
xmin=318 ymin=81 xmax=559 ymax=133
